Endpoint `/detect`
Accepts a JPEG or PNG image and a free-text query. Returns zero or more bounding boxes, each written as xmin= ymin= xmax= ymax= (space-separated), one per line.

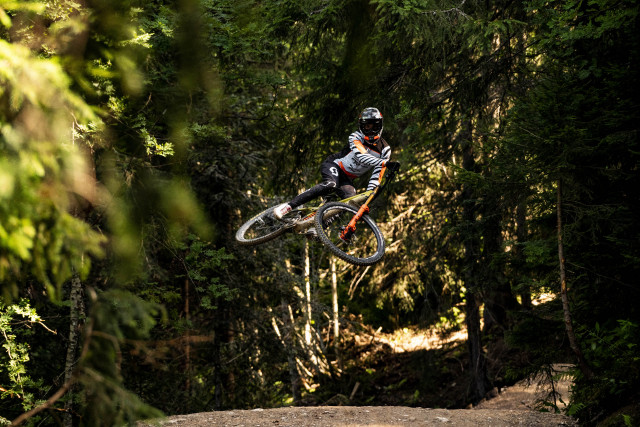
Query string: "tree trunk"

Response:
xmin=281 ymin=298 xmax=301 ymax=404
xmin=460 ymin=119 xmax=490 ymax=402
xmin=184 ymin=278 xmax=191 ymax=409
xmin=63 ymin=271 xmax=85 ymax=427
xmin=212 ymin=298 xmax=224 ymax=409
xmin=64 ymin=122 xmax=88 ymax=426
xmin=482 ymin=201 xmax=518 ymax=333
xmin=557 ymin=179 xmax=594 ymax=380
xmin=331 ymin=257 xmax=339 ymax=344
xmin=304 ymin=241 xmax=312 ymax=346
xmin=516 ymin=202 xmax=532 ymax=309
xmin=466 ymin=288 xmax=488 ymax=401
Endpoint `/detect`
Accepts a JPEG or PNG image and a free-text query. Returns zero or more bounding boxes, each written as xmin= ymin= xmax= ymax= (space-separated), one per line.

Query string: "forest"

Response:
xmin=1 ymin=0 xmax=639 ymax=425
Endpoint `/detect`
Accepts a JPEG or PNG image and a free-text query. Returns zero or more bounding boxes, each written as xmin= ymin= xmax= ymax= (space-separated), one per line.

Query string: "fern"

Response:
xmin=0 ymin=300 xmax=53 ymax=415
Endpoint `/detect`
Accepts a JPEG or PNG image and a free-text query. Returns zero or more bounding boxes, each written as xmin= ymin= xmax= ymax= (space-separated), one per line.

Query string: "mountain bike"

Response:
xmin=235 ymin=162 xmax=400 ymax=266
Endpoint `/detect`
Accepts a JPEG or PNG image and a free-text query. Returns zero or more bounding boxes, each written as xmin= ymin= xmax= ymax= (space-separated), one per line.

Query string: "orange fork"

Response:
xmin=340 ymin=166 xmax=386 ymax=240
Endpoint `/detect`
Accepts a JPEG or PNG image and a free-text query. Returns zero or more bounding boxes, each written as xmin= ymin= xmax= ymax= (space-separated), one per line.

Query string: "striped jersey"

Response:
xmin=327 ymin=131 xmax=391 ymax=190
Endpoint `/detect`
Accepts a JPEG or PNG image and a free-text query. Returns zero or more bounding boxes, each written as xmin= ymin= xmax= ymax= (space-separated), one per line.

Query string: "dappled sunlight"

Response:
xmin=353 ymin=326 xmax=468 ymax=353
xmin=531 ymin=293 xmax=556 ymax=306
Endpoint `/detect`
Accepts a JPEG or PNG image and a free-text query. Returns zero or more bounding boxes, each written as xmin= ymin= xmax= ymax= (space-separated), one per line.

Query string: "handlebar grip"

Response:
xmin=386 ymin=161 xmax=401 ymax=172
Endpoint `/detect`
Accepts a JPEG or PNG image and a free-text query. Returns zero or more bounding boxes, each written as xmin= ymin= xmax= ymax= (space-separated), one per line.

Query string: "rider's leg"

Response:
xmin=336 ymin=183 xmax=356 ymax=199
xmin=288 ymin=181 xmax=335 ymax=209
xmin=288 ymin=162 xmax=341 ymax=209
xmin=275 ymin=164 xmax=338 ymax=219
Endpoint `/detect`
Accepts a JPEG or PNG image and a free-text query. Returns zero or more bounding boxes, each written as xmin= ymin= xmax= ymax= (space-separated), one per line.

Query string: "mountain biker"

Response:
xmin=274 ymin=107 xmax=391 ymax=220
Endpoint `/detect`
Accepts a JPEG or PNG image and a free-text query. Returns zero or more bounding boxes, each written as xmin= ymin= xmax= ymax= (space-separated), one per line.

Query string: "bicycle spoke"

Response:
xmin=236 ymin=206 xmax=291 ymax=245
xmin=316 ymin=202 xmax=384 ymax=265
xmin=247 ymin=216 xmax=279 ymax=240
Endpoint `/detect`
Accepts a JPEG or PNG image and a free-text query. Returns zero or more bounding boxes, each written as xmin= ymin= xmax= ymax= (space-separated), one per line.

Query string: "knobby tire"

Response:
xmin=235 ymin=206 xmax=291 ymax=246
xmin=314 ymin=202 xmax=385 ymax=266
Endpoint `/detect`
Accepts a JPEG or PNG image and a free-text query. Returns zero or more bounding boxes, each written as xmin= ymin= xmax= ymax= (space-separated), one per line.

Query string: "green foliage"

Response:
xmin=0 ymin=300 xmax=51 ymax=423
xmin=3 ymin=0 xmax=215 ymax=422
xmin=568 ymin=320 xmax=640 ymax=420
xmin=0 ymin=32 xmax=105 ymax=300
xmin=77 ymin=289 xmax=165 ymax=425
xmin=500 ymin=0 xmax=640 ymax=421
xmin=176 ymin=234 xmax=236 ymax=310
xmin=1 ymin=0 xmax=639 ymax=422
xmin=506 ymin=301 xmax=568 ymax=375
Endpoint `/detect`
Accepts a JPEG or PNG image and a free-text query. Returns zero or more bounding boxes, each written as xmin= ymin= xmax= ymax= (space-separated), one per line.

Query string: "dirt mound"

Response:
xmin=139 ymin=329 xmax=576 ymax=427
xmin=141 ymin=406 xmax=576 ymax=426
xmin=140 ymin=364 xmax=576 ymax=427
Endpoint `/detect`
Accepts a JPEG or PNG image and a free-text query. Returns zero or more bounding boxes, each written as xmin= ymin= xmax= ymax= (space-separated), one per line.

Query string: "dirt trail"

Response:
xmin=141 ymin=328 xmax=576 ymax=426
xmin=475 ymin=366 xmax=572 ymax=413
xmin=141 ymin=405 xmax=575 ymax=426
xmin=140 ymin=374 xmax=576 ymax=427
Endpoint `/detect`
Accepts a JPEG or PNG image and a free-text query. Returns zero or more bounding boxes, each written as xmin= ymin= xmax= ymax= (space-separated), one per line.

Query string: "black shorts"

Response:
xmin=319 ymin=161 xmax=356 ymax=199
xmin=288 ymin=161 xmax=357 ymax=208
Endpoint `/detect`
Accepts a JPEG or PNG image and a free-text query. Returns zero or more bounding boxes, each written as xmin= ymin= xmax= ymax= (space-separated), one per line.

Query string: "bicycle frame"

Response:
xmin=290 ymin=190 xmax=373 ymax=233
xmin=288 ymin=162 xmax=399 ymax=235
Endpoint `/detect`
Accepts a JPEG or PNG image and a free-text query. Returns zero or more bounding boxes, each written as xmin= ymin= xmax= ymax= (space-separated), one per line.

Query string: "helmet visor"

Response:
xmin=361 ymin=119 xmax=383 ymax=137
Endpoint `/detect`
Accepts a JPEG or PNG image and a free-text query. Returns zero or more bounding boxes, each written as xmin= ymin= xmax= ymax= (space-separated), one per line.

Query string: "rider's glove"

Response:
xmin=386 ymin=161 xmax=401 ymax=171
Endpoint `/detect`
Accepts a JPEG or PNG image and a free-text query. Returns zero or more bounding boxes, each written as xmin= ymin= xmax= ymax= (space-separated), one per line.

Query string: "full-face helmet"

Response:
xmin=358 ymin=107 xmax=383 ymax=141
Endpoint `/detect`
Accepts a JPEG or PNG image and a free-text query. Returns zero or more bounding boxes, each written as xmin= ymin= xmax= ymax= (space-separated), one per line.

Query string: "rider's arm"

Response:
xmin=349 ymin=135 xmax=388 ymax=168
xmin=366 ymin=146 xmax=392 ymax=190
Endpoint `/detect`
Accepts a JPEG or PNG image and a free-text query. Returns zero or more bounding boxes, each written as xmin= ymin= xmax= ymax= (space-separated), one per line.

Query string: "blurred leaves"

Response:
xmin=1 ymin=16 xmax=104 ymax=300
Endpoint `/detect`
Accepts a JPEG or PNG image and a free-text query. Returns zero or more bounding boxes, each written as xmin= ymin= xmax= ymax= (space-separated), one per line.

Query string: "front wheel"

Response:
xmin=314 ymin=202 xmax=385 ymax=266
xmin=236 ymin=206 xmax=291 ymax=246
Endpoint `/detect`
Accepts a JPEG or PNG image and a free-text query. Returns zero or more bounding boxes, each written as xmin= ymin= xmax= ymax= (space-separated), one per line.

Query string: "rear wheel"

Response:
xmin=314 ymin=202 xmax=385 ymax=266
xmin=236 ymin=206 xmax=292 ymax=246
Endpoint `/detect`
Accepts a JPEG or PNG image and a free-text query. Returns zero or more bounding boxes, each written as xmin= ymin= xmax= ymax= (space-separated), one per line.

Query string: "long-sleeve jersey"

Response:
xmin=327 ymin=131 xmax=391 ymax=190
